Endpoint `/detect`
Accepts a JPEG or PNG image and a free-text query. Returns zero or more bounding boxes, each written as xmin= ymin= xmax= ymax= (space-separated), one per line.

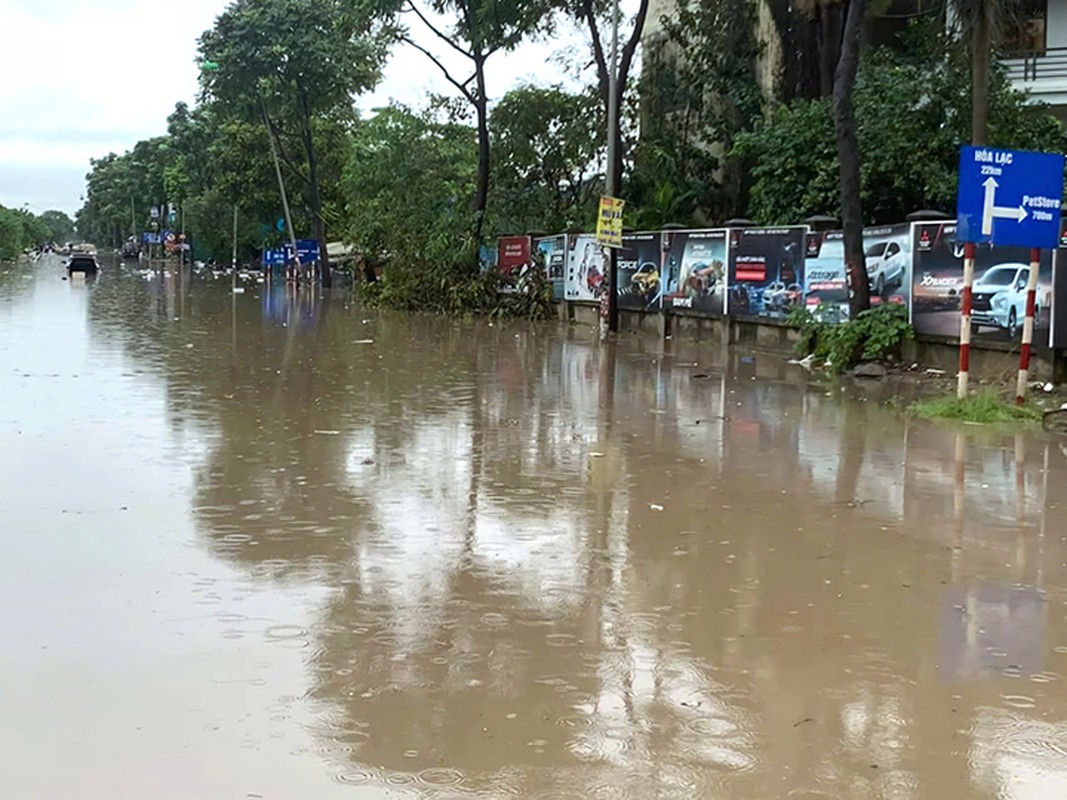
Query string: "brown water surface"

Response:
xmin=2 ymin=256 xmax=1067 ymax=798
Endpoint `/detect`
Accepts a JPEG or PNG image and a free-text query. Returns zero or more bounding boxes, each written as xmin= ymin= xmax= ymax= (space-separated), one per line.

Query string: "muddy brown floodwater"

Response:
xmin=3 ymin=256 xmax=1067 ymax=799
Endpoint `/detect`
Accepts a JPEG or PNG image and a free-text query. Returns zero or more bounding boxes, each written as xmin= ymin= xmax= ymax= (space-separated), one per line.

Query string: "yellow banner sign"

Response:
xmin=596 ymin=195 xmax=625 ymax=248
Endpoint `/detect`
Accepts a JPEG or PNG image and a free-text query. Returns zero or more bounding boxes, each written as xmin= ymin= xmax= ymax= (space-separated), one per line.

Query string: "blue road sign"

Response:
xmin=957 ymin=146 xmax=1065 ymax=249
xmin=293 ymin=238 xmax=319 ymax=265
xmin=262 ymin=247 xmax=286 ymax=266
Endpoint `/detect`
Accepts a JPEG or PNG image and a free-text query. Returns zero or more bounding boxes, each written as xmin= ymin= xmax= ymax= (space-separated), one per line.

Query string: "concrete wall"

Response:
xmin=556 ymin=301 xmax=1062 ymax=382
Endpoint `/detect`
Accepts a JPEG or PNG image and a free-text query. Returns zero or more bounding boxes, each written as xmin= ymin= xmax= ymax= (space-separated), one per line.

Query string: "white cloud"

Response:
xmin=0 ymin=0 xmax=226 ymax=214
xmin=0 ymin=0 xmax=614 ymax=217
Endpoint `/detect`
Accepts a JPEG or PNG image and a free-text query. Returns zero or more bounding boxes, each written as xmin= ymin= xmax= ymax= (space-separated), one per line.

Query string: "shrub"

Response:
xmin=790 ymin=303 xmax=914 ymax=372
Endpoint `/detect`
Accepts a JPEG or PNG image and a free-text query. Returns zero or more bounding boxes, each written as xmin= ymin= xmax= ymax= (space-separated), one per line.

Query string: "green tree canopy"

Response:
xmin=489 ymin=84 xmax=603 ymax=234
xmin=341 ymin=104 xmax=477 ymax=263
xmin=732 ymin=33 xmax=1067 ymax=225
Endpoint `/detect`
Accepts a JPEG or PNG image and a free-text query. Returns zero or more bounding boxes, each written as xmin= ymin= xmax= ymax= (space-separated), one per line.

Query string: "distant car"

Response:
xmin=865 ymin=240 xmax=906 ymax=295
xmin=971 ymin=263 xmax=1037 ymax=338
xmin=67 ymin=254 xmax=99 ymax=278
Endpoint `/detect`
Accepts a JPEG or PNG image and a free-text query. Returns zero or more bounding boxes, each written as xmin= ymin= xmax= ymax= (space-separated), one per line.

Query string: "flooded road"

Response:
xmin=3 ymin=256 xmax=1067 ymax=799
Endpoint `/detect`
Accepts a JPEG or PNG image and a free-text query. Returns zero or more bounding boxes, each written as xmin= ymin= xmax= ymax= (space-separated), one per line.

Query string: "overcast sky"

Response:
xmin=0 ymin=0 xmax=602 ymax=218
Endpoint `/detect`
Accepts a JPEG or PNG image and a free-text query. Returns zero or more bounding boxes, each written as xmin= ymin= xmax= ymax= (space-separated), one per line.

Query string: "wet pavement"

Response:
xmin=3 ymin=255 xmax=1067 ymax=799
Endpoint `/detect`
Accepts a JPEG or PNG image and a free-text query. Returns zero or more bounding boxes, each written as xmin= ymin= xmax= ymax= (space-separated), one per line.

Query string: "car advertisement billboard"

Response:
xmin=497 ymin=235 xmax=531 ymax=279
xmin=565 ymin=234 xmax=606 ymax=303
xmin=617 ymin=232 xmax=665 ymax=312
xmin=536 ymin=234 xmax=567 ymax=300
xmin=661 ymin=229 xmax=729 ymax=317
xmin=912 ymin=221 xmax=1052 ymax=345
xmin=864 ymin=224 xmax=912 ymax=309
xmin=803 ymin=224 xmax=913 ymax=323
xmin=804 ymin=231 xmax=850 ymax=322
xmin=727 ymin=227 xmax=807 ymax=320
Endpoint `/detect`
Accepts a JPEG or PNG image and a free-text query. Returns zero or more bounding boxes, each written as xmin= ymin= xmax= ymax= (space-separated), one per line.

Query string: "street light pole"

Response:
xmin=606 ymin=0 xmax=620 ymax=333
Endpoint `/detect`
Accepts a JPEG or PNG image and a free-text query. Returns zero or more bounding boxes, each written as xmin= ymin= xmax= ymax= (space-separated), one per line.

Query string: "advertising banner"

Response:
xmin=803 ymin=224 xmax=913 ymax=323
xmin=596 ymin=196 xmax=624 ymax=248
xmin=617 ymin=232 xmax=665 ymax=312
xmin=661 ymin=229 xmax=729 ymax=317
xmin=803 ymin=231 xmax=849 ymax=322
xmin=1053 ymin=224 xmax=1067 ymax=348
xmin=912 ymin=221 xmax=1052 ymax=345
xmin=497 ymin=235 xmax=532 ymax=279
xmin=727 ymin=227 xmax=807 ymax=320
xmin=565 ymin=234 xmax=606 ymax=303
xmin=536 ymin=235 xmax=567 ymax=300
xmin=864 ymin=224 xmax=912 ymax=309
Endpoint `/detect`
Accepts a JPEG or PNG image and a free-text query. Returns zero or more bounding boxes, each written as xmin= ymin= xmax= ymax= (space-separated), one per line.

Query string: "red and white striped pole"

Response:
xmin=958 ymin=242 xmax=976 ymax=399
xmin=1016 ymin=247 xmax=1041 ymax=405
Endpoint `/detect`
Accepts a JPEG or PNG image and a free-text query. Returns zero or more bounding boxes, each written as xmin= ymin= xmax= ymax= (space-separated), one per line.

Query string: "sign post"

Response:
xmin=955 ymin=145 xmax=1064 ymax=400
xmin=596 ymin=195 xmax=625 ymax=332
xmin=1017 ymin=247 xmax=1042 ymax=403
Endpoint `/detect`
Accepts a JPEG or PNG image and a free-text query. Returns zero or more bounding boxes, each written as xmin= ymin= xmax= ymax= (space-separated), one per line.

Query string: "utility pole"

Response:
xmin=232 ymin=203 xmax=239 ymax=293
xmin=606 ymin=0 xmax=621 ymax=333
xmin=261 ymin=98 xmax=300 ymax=280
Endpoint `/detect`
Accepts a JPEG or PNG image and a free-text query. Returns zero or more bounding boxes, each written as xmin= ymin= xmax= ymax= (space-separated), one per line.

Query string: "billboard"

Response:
xmin=804 ymin=231 xmax=850 ymax=322
xmin=661 ymin=229 xmax=729 ymax=316
xmin=536 ymin=235 xmax=567 ymax=300
xmin=727 ymin=227 xmax=807 ymax=320
xmin=912 ymin=221 xmax=1053 ymax=345
xmin=497 ymin=235 xmax=532 ymax=279
xmin=565 ymin=234 xmax=606 ymax=303
xmin=863 ymin=224 xmax=912 ymax=310
xmin=617 ymin=232 xmax=664 ymax=312
xmin=803 ymin=224 xmax=913 ymax=323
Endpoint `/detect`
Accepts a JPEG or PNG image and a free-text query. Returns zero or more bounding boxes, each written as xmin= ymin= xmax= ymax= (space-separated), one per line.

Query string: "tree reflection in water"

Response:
xmin=86 ymin=271 xmax=1067 ymax=798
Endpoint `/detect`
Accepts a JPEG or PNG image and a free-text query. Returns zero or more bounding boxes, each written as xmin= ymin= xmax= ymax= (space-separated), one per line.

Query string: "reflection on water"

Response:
xmin=4 ymin=256 xmax=1067 ymax=798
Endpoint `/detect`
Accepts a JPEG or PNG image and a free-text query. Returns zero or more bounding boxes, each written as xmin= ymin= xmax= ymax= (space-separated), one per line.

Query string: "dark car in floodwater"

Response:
xmin=67 ymin=254 xmax=99 ymax=278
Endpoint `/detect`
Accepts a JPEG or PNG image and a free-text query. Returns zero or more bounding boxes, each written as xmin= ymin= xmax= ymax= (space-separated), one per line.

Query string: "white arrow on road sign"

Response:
xmin=981 ymin=176 xmax=1028 ymax=235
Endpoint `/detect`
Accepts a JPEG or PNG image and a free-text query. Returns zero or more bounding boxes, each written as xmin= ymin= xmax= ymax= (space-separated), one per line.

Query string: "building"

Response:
xmin=1002 ymin=0 xmax=1067 ymax=119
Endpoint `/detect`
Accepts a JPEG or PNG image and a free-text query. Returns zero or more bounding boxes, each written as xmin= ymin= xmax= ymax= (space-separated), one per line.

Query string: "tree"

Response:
xmin=953 ymin=0 xmax=1002 ymax=145
xmin=634 ymin=0 xmax=762 ymax=226
xmin=341 ymin=104 xmax=477 ymax=264
xmin=198 ymin=0 xmax=386 ymax=284
xmin=382 ymin=0 xmax=553 ymax=248
xmin=76 ymin=138 xmax=175 ymax=248
xmin=833 ymin=0 xmax=870 ymax=317
xmin=731 ymin=31 xmax=1067 ymax=224
xmin=489 ymin=84 xmax=604 ymax=234
xmin=38 ymin=210 xmax=75 ymax=244
xmin=571 ymin=0 xmax=652 ymax=197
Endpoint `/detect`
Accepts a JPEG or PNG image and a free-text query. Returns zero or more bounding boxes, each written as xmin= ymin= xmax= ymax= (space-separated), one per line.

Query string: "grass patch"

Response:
xmin=908 ymin=392 xmax=1042 ymax=424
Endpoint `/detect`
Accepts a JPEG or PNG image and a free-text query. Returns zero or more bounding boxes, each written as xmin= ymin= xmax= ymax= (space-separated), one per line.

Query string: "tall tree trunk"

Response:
xmin=971 ymin=9 xmax=991 ymax=146
xmin=581 ymin=0 xmax=651 ymax=198
xmin=298 ymin=90 xmax=331 ymax=288
xmin=833 ymin=0 xmax=870 ymax=319
xmin=473 ymin=54 xmax=491 ymax=251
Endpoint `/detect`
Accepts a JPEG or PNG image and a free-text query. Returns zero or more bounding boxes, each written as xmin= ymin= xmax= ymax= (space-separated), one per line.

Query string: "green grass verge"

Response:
xmin=908 ymin=392 xmax=1042 ymax=424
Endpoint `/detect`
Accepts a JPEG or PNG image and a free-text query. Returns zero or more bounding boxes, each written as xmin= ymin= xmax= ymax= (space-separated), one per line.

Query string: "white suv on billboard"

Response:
xmin=970 ymin=263 xmax=1035 ymax=338
xmin=865 ymin=240 xmax=906 ymax=295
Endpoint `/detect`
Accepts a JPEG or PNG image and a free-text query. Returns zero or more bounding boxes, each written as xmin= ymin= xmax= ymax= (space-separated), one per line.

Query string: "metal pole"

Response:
xmin=605 ymin=0 xmax=620 ymax=333
xmin=261 ymin=97 xmax=299 ymax=278
xmin=1016 ymin=247 xmax=1041 ymax=404
xmin=232 ymin=204 xmax=239 ymax=293
xmin=957 ymin=242 xmax=975 ymax=398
